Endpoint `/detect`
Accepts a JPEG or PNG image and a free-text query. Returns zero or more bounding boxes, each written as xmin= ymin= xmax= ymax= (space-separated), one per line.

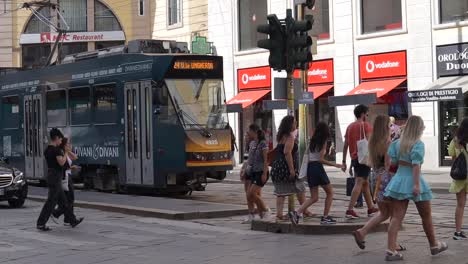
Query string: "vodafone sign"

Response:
xmin=359 ymin=51 xmax=407 ymax=80
xmin=20 ymin=31 xmax=125 ymax=44
xmin=238 ymin=66 xmax=271 ymax=90
xmin=293 ymin=59 xmax=334 ymax=84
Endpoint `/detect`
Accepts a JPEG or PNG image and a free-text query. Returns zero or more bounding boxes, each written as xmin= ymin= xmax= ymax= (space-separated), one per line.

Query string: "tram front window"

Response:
xmin=165 ymin=79 xmax=228 ymax=129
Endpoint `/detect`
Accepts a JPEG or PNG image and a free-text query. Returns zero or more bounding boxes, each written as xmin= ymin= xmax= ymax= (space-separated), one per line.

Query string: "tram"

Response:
xmin=0 ymin=40 xmax=233 ymax=194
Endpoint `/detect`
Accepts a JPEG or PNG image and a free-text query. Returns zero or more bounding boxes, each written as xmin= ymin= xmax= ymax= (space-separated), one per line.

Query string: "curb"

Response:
xmin=28 ymin=195 xmax=249 ymax=220
xmin=251 ymin=219 xmax=389 ymax=235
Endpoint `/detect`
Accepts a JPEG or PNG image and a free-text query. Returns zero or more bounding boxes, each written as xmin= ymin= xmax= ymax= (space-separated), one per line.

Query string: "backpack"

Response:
xmin=450 ymin=147 xmax=467 ymax=181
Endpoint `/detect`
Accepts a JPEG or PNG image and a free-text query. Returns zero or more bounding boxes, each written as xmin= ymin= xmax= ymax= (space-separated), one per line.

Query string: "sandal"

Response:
xmin=352 ymin=231 xmax=366 ymax=250
xmin=37 ymin=225 xmax=51 ymax=232
xmin=396 ymin=244 xmax=407 ymax=251
xmin=430 ymin=241 xmax=448 ymax=256
xmin=385 ymin=250 xmax=403 ymax=261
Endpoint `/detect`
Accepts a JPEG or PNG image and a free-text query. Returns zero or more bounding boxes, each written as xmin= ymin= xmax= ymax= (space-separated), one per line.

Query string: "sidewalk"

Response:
xmin=28 ymin=186 xmax=248 ymax=220
xmin=226 ymin=165 xmax=452 ymax=192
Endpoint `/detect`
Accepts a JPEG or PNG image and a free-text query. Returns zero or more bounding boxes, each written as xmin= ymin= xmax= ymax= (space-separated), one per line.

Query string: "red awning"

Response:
xmin=346 ymin=78 xmax=406 ymax=98
xmin=308 ymin=84 xmax=334 ymax=99
xmin=226 ymin=90 xmax=270 ymax=108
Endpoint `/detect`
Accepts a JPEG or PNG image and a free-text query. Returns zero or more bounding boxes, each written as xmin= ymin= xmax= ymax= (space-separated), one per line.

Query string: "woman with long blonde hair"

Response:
xmin=353 ymin=115 xmax=405 ymax=251
xmin=383 ymin=116 xmax=447 ymax=261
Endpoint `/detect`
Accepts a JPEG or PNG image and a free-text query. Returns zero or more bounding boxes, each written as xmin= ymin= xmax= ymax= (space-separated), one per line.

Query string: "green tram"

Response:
xmin=0 ymin=40 xmax=233 ymax=194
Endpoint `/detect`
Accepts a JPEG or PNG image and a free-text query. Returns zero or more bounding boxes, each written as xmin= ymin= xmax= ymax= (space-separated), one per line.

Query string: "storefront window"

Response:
xmin=24 ymin=8 xmax=50 ymax=33
xmin=95 ymin=0 xmax=122 ymax=31
xmin=238 ymin=0 xmax=267 ymax=51
xmin=361 ymin=0 xmax=402 ymax=34
xmin=61 ymin=43 xmax=88 ymax=57
xmin=439 ymin=0 xmax=468 ymax=24
xmin=439 ymin=93 xmax=468 ymax=166
xmin=60 ymin=0 xmax=87 ymax=32
xmin=22 ymin=45 xmax=51 ymax=69
xmin=304 ymin=0 xmax=330 ymax=40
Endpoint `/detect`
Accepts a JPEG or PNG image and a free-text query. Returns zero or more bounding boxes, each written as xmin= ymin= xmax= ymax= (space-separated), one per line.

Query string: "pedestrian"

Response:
xmin=243 ymin=124 xmax=270 ymax=222
xmin=270 ymin=116 xmax=307 ymax=221
xmin=52 ymin=137 xmax=78 ymax=225
xmin=384 ymin=115 xmax=447 ymax=261
xmin=390 ymin=116 xmax=401 ymax=141
xmin=342 ymin=104 xmax=378 ymax=219
xmin=288 ymin=122 xmax=344 ymax=225
xmin=240 ymin=131 xmax=268 ymax=223
xmin=36 ymin=128 xmax=84 ymax=231
xmin=352 ymin=115 xmax=405 ymax=251
xmin=448 ymin=117 xmax=468 ymax=240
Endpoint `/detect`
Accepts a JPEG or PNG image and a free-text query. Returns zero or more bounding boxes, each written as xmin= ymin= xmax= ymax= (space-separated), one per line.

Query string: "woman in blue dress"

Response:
xmin=384 ymin=116 xmax=447 ymax=261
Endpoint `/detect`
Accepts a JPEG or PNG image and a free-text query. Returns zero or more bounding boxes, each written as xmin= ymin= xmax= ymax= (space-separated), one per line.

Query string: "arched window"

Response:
xmin=95 ymin=0 xmax=122 ymax=31
xmin=24 ymin=8 xmax=50 ymax=33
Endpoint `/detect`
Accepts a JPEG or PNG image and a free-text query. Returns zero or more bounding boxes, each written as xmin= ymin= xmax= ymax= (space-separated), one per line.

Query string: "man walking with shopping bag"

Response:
xmin=341 ymin=105 xmax=378 ymax=219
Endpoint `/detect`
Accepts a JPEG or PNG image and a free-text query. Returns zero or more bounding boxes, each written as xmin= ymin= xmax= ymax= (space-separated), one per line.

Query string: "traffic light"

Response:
xmin=257 ymin=15 xmax=286 ymax=71
xmin=286 ymin=10 xmax=313 ymax=72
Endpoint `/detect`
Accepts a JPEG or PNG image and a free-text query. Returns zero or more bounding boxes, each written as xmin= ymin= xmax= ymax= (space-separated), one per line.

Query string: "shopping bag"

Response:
xmin=298 ymin=151 xmax=309 ymax=180
xmin=357 ymin=123 xmax=370 ymax=166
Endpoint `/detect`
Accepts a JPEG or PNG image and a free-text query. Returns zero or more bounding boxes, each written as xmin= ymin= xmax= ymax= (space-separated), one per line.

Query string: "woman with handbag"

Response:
xmin=288 ymin=122 xmax=343 ymax=225
xmin=448 ymin=117 xmax=468 ymax=240
xmin=384 ymin=116 xmax=447 ymax=261
xmin=352 ymin=115 xmax=405 ymax=251
xmin=270 ymin=116 xmax=307 ymax=221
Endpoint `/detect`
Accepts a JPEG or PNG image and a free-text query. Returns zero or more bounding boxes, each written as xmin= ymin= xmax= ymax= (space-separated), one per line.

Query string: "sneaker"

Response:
xmin=453 ymin=231 xmax=467 ymax=240
xmin=71 ymin=217 xmax=84 ymax=228
xmin=385 ymin=250 xmax=403 ymax=261
xmin=241 ymin=214 xmax=255 ymax=224
xmin=346 ymin=209 xmax=360 ymax=219
xmin=430 ymin=241 xmax=448 ymax=256
xmin=367 ymin=207 xmax=379 ymax=217
xmin=320 ymin=216 xmax=337 ymax=225
xmin=288 ymin=211 xmax=300 ymax=225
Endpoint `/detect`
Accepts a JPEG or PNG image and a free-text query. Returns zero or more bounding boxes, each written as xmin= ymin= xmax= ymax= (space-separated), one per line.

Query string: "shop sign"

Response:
xmin=359 ymin=51 xmax=407 ymax=80
xmin=293 ymin=59 xmax=334 ymax=84
xmin=407 ymin=88 xmax=463 ymax=103
xmin=19 ymin=31 xmax=125 ymax=44
xmin=238 ymin=66 xmax=271 ymax=90
xmin=436 ymin=43 xmax=468 ymax=77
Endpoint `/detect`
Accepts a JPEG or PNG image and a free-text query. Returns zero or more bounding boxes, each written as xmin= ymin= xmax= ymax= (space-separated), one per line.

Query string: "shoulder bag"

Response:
xmin=451 ymin=146 xmax=467 ymax=180
xmin=357 ymin=123 xmax=370 ymax=166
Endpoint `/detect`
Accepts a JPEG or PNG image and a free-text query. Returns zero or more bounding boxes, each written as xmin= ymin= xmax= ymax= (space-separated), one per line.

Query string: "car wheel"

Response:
xmin=8 ymin=198 xmax=25 ymax=208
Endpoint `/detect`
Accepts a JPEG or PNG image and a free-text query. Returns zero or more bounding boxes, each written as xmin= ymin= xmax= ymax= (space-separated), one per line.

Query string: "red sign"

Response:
xmin=359 ymin=51 xmax=407 ymax=80
xmin=20 ymin=31 xmax=125 ymax=44
xmin=293 ymin=59 xmax=334 ymax=84
xmin=238 ymin=66 xmax=271 ymax=90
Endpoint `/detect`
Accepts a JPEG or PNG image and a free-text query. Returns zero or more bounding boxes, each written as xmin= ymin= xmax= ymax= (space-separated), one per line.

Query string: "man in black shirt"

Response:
xmin=36 ymin=128 xmax=83 ymax=231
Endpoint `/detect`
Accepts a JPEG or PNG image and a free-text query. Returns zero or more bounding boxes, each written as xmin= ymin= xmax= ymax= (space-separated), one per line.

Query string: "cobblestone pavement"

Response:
xmin=1 ymin=180 xmax=468 ymax=264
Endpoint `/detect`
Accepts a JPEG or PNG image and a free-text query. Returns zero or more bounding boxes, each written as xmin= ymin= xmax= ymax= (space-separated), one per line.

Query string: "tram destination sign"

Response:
xmin=406 ymin=88 xmax=463 ymax=103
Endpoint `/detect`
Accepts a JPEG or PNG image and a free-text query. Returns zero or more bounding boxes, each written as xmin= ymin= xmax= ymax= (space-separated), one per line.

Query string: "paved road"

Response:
xmin=2 ymin=180 xmax=468 ymax=263
xmin=0 ymin=199 xmax=466 ymax=264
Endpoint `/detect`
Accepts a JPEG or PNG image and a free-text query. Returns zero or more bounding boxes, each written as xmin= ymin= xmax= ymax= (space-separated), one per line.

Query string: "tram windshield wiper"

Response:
xmin=173 ymin=98 xmax=212 ymax=138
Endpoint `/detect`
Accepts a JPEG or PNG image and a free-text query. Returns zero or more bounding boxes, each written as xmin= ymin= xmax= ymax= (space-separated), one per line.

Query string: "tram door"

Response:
xmin=124 ymin=81 xmax=154 ymax=186
xmin=24 ymin=94 xmax=46 ymax=180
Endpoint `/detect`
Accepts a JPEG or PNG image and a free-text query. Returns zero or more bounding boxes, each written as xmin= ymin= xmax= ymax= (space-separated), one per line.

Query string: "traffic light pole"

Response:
xmin=286 ymin=71 xmax=295 ymax=212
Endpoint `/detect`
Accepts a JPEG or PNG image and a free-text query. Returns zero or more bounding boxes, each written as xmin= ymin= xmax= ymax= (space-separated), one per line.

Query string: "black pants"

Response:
xmin=37 ymin=169 xmax=76 ymax=226
xmin=53 ymin=178 xmax=75 ymax=223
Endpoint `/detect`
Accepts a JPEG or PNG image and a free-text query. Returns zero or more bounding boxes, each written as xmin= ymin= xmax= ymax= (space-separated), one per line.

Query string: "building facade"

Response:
xmin=0 ymin=0 xmax=154 ymax=69
xmin=209 ymin=0 xmax=468 ymax=171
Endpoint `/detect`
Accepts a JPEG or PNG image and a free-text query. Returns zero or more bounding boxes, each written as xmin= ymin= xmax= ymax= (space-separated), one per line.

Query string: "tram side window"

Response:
xmin=2 ymin=96 xmax=20 ymax=129
xmin=69 ymin=87 xmax=91 ymax=125
xmin=94 ymin=84 xmax=117 ymax=124
xmin=152 ymin=83 xmax=178 ymax=124
xmin=46 ymin=90 xmax=67 ymax=127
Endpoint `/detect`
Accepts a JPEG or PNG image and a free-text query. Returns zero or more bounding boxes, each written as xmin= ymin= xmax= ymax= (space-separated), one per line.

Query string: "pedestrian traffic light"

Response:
xmin=286 ymin=11 xmax=313 ymax=72
xmin=257 ymin=15 xmax=286 ymax=71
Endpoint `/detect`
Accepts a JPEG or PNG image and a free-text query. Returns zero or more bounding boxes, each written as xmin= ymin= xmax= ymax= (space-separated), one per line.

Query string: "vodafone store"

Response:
xmin=347 ymin=50 xmax=409 ymax=125
xmin=227 ymin=66 xmax=273 ymax=157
